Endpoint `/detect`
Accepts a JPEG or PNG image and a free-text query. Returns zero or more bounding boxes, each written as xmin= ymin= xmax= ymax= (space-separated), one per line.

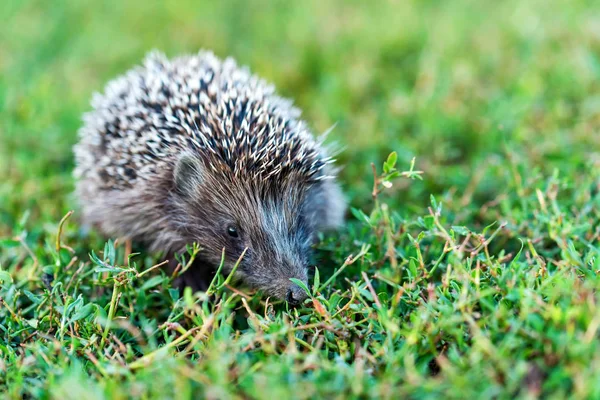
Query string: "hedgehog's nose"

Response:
xmin=286 ymin=284 xmax=308 ymax=306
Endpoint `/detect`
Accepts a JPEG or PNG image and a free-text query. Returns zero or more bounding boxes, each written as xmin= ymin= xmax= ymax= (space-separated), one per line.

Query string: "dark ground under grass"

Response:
xmin=1 ymin=0 xmax=600 ymax=398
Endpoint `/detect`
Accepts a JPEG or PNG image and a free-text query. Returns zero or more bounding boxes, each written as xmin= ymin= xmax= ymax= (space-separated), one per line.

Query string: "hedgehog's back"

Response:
xmin=74 ymin=50 xmax=327 ymax=193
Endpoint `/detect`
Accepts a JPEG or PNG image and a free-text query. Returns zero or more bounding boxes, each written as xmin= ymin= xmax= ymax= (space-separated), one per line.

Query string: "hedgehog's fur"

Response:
xmin=74 ymin=50 xmax=345 ymax=303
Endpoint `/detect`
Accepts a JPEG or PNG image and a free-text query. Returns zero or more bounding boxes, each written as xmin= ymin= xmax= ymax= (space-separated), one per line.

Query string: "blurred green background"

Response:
xmin=2 ymin=0 xmax=598 ymax=229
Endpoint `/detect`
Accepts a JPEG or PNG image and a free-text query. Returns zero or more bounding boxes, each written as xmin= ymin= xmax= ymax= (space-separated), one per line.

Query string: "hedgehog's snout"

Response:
xmin=247 ymin=255 xmax=310 ymax=304
xmin=286 ymin=283 xmax=308 ymax=306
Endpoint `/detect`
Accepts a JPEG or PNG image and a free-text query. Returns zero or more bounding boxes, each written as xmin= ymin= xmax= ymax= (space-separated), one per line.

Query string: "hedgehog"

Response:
xmin=73 ymin=50 xmax=346 ymax=305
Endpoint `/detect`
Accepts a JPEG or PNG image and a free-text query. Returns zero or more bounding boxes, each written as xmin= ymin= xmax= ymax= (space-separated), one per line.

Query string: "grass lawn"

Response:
xmin=2 ymin=0 xmax=600 ymax=398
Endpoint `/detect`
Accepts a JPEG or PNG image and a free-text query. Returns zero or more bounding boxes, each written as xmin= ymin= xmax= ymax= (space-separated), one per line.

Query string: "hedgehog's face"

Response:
xmin=172 ymin=154 xmax=319 ymax=305
xmin=216 ymin=197 xmax=314 ymax=305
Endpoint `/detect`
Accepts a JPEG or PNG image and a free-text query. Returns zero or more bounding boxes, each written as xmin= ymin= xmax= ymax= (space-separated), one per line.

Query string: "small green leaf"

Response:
xmin=71 ymin=303 xmax=95 ymax=322
xmin=430 ymin=194 xmax=438 ymax=210
xmin=289 ymin=278 xmax=311 ymax=297
xmin=93 ymin=304 xmax=108 ymax=324
xmin=104 ymin=240 xmax=116 ymax=265
xmin=18 ymin=210 xmax=30 ymax=229
xmin=482 ymin=221 xmax=498 ymax=235
xmin=408 ymin=259 xmax=418 ymax=278
xmin=422 ymin=215 xmax=435 ymax=230
xmin=383 ymin=151 xmax=398 ymax=173
xmin=0 ymin=267 xmax=13 ymax=284
xmin=168 ymin=288 xmax=180 ymax=301
xmin=23 ymin=290 xmax=42 ymax=305
xmin=141 ymin=275 xmax=164 ymax=291
xmin=0 ymin=239 xmax=20 ymax=248
xmin=350 ymin=207 xmax=371 ymax=225
xmin=385 ymin=171 xmax=400 ymax=180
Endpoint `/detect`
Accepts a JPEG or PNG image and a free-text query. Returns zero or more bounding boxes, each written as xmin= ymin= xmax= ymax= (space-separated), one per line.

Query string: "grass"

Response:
xmin=1 ymin=0 xmax=600 ymax=398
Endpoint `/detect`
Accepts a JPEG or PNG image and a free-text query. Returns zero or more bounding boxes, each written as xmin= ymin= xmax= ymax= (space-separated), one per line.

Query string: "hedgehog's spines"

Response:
xmin=74 ymin=50 xmax=335 ymax=194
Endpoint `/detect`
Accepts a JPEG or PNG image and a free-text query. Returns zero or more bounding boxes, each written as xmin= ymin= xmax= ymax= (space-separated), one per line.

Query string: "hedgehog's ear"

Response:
xmin=174 ymin=154 xmax=204 ymax=197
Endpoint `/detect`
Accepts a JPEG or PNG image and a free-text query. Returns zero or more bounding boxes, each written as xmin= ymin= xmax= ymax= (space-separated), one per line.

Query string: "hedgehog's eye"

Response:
xmin=227 ymin=225 xmax=239 ymax=238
